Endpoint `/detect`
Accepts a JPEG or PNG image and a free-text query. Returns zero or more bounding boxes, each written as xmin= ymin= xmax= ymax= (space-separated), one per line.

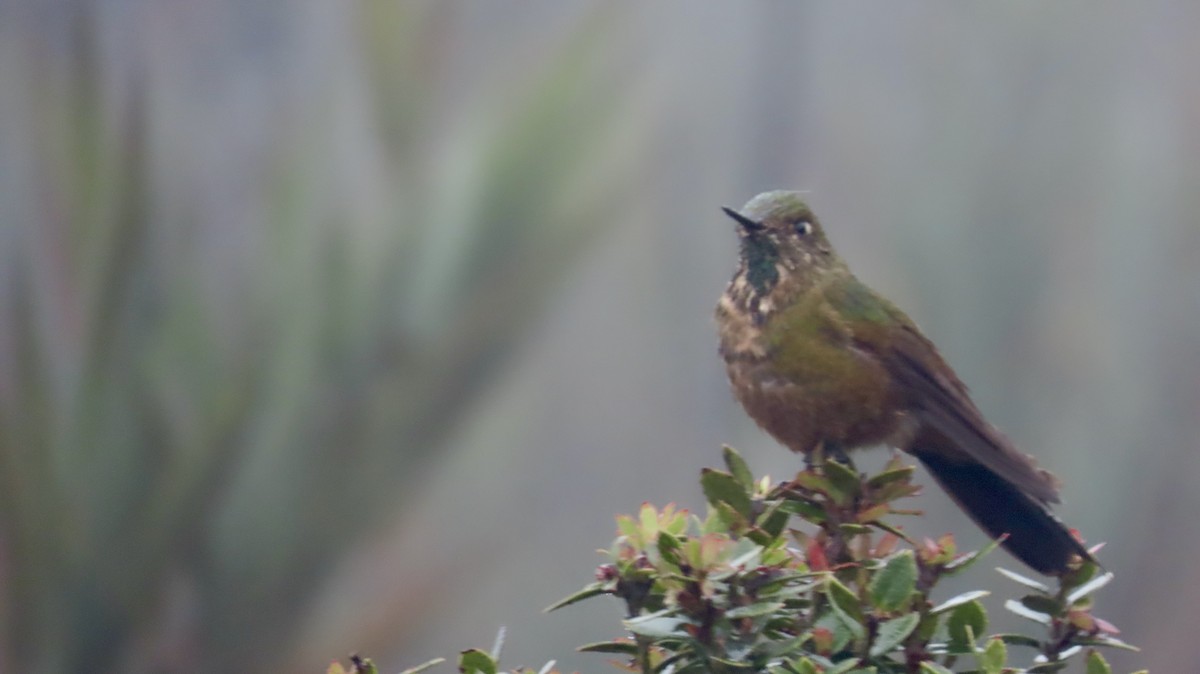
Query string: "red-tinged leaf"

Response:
xmin=936 ymin=533 xmax=957 ymax=558
xmin=922 ymin=538 xmax=938 ymax=554
xmin=807 ymin=539 xmax=829 ymax=571
xmin=874 ymin=532 xmax=900 ymax=557
xmin=856 ymin=503 xmax=890 ymax=523
xmin=1069 ymin=609 xmax=1096 ymax=631
xmin=811 ymin=627 xmax=834 ymax=655
xmin=1094 ymin=616 xmax=1120 ymax=634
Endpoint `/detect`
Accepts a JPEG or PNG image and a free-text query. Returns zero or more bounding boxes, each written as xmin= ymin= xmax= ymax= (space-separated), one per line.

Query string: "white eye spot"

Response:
xmin=795 ymin=221 xmax=813 ymax=236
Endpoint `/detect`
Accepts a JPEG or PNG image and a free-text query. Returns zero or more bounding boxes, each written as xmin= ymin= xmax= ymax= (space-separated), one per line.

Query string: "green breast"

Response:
xmin=763 ymin=276 xmax=901 ymax=414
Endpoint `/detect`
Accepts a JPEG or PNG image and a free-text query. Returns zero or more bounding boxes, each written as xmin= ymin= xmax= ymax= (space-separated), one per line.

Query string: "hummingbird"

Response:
xmin=715 ymin=190 xmax=1090 ymax=575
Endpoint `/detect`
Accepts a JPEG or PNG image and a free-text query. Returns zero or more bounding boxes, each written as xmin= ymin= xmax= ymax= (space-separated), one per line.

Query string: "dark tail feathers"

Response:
xmin=914 ymin=450 xmax=1091 ymax=575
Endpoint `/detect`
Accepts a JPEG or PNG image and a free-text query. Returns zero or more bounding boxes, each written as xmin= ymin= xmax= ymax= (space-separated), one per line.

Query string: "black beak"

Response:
xmin=721 ymin=206 xmax=764 ymax=232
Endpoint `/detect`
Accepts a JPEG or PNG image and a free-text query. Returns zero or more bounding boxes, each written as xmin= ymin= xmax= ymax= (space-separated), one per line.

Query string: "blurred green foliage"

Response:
xmin=0 ymin=3 xmax=642 ymax=672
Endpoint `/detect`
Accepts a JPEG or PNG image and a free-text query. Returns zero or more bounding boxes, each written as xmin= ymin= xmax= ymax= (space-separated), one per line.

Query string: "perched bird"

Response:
xmin=715 ymin=190 xmax=1090 ymax=574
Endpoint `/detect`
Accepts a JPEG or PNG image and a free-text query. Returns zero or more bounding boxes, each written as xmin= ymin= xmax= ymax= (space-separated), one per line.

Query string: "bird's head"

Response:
xmin=722 ymin=191 xmax=836 ymax=299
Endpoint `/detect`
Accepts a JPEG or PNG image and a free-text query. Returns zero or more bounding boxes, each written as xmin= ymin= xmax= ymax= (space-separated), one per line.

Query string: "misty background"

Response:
xmin=2 ymin=2 xmax=1198 ymax=673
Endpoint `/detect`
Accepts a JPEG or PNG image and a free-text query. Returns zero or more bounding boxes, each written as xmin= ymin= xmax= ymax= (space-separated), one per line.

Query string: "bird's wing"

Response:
xmin=831 ymin=278 xmax=1062 ymax=505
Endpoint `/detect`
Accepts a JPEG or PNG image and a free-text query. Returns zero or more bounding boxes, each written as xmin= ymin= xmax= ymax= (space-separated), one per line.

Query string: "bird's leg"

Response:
xmin=803 ymin=441 xmax=855 ymax=472
xmin=809 ymin=441 xmax=862 ymax=567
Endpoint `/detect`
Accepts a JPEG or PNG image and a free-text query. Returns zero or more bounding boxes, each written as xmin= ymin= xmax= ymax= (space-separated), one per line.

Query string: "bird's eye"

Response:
xmin=794 ymin=221 xmax=813 ymax=236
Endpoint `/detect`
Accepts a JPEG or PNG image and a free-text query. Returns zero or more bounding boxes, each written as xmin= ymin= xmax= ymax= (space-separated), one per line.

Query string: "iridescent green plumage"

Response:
xmin=716 ymin=191 xmax=1089 ymax=574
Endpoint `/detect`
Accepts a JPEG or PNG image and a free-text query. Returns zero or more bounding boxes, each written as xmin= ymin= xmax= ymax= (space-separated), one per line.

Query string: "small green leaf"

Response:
xmin=1086 ymin=650 xmax=1112 ymax=674
xmin=826 ymin=577 xmax=866 ymax=628
xmin=657 ymin=531 xmax=682 ymax=567
xmin=617 ymin=514 xmax=639 ymax=540
xmin=815 ymin=612 xmax=856 ymax=652
xmin=726 ymin=601 xmax=786 ymax=619
xmin=1004 ymin=599 xmax=1051 ymax=624
xmin=827 ymin=660 xmax=866 ymax=674
xmin=458 ymin=649 xmax=497 ymax=674
xmin=946 ymin=600 xmax=987 ymax=652
xmin=757 ymin=501 xmax=790 ymax=538
xmin=792 ymin=658 xmax=820 ymax=674
xmin=918 ymin=663 xmax=954 ymax=674
xmin=977 ymin=637 xmax=1007 ymax=674
xmin=995 ymin=567 xmax=1050 ymax=592
xmin=793 ymin=471 xmax=838 ymax=498
xmin=914 ymin=611 xmax=940 ymax=642
xmin=712 ymin=500 xmax=747 ymax=531
xmin=1020 ymin=594 xmax=1063 ymax=616
xmin=1074 ymin=636 xmax=1141 ymax=652
xmin=778 ymin=498 xmax=829 ymax=523
xmin=640 ymin=503 xmax=659 ymax=536
xmin=869 ymin=550 xmax=917 ymax=611
xmin=723 ymin=445 xmax=755 ymax=490
xmin=577 ymin=640 xmax=640 ymax=654
xmin=930 ymin=590 xmax=989 ymax=614
xmin=822 ymin=459 xmax=862 ymax=504
xmin=868 ymin=519 xmax=911 ymax=541
xmin=701 ymin=468 xmax=753 ymax=518
xmin=943 ymin=536 xmax=1003 ymax=576
xmin=1067 ymin=572 xmax=1115 ymax=605
xmin=625 ymin=611 xmax=687 ymax=638
xmin=993 ymin=633 xmax=1041 ymax=648
xmin=866 ymin=465 xmax=915 ymax=489
xmin=869 ymin=613 xmax=920 ymax=656
xmin=544 ymin=584 xmax=608 ymax=612
xmin=728 ymin=538 xmax=763 ymax=568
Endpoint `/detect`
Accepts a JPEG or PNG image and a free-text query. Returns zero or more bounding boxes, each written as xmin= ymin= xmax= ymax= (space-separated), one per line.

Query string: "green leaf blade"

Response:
xmin=869 ymin=550 xmax=917 ymax=611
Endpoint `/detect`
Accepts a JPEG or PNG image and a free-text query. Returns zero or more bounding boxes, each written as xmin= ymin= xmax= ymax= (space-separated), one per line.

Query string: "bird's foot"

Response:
xmin=807 ymin=441 xmax=855 ymax=470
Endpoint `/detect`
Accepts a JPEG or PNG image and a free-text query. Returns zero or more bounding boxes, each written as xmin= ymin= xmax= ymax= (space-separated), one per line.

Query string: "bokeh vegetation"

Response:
xmin=0 ymin=3 xmax=644 ymax=672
